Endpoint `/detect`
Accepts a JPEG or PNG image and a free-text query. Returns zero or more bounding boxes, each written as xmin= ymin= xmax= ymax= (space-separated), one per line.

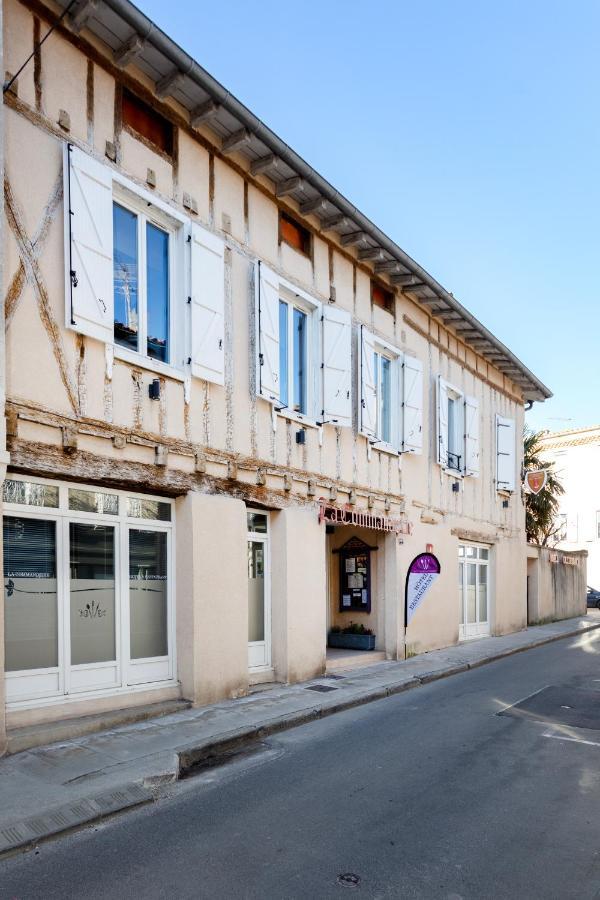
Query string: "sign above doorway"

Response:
xmin=318 ymin=501 xmax=412 ymax=535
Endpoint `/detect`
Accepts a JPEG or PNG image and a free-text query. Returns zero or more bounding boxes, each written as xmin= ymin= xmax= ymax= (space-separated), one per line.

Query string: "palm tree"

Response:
xmin=524 ymin=428 xmax=565 ymax=546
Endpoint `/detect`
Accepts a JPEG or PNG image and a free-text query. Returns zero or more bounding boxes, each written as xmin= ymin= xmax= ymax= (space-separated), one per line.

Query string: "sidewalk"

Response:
xmin=1 ymin=614 xmax=598 ymax=856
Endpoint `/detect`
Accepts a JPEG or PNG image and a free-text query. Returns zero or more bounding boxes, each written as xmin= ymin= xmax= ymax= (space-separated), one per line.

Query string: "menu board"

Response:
xmin=338 ymin=538 xmax=372 ymax=613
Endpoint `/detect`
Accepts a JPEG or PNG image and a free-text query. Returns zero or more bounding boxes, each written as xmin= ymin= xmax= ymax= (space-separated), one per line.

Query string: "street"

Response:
xmin=3 ymin=631 xmax=600 ymax=899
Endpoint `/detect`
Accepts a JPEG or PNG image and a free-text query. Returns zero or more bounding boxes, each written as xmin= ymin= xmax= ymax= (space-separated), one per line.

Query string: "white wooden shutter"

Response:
xmin=322 ymin=306 xmax=352 ymax=428
xmin=65 ymin=144 xmax=113 ymax=342
xmin=190 ymin=222 xmax=225 ymax=385
xmin=496 ymin=414 xmax=516 ymax=491
xmin=464 ymin=395 xmax=480 ymax=476
xmin=360 ymin=327 xmax=377 ymax=438
xmin=437 ymin=376 xmax=449 ymax=465
xmin=402 ymin=355 xmax=423 ymax=454
xmin=257 ymin=263 xmax=280 ymax=402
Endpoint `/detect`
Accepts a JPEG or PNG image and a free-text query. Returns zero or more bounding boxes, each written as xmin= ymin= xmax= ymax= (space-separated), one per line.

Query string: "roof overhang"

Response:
xmin=50 ymin=0 xmax=551 ymax=402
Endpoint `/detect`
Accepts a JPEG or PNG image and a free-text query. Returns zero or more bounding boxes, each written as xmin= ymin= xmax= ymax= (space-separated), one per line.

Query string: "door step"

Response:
xmin=326 ymin=649 xmax=387 ymax=674
xmin=6 ymin=698 xmax=191 ymax=755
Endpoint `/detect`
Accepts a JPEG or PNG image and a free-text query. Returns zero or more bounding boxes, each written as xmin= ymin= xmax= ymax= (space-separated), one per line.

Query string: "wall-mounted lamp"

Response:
xmin=452 ymin=481 xmax=460 ymax=493
xmin=149 ymin=378 xmax=161 ymax=401
xmin=296 ymin=430 xmax=306 ymax=445
xmin=502 ymin=499 xmax=509 ymax=509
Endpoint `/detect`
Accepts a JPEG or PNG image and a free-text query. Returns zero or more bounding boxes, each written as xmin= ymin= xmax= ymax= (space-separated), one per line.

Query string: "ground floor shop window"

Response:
xmin=458 ymin=543 xmax=490 ymax=640
xmin=3 ymin=477 xmax=174 ymax=705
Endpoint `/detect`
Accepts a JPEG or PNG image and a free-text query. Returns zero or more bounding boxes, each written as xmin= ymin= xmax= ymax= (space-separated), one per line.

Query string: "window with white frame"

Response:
xmin=65 ymin=144 xmax=225 ymax=385
xmin=437 ymin=377 xmax=479 ymax=475
xmin=113 ymin=193 xmax=174 ymax=364
xmin=278 ymin=297 xmax=311 ymax=415
xmin=2 ymin=476 xmax=175 ymax=706
xmin=256 ymin=262 xmax=353 ymax=428
xmin=360 ymin=328 xmax=423 ymax=453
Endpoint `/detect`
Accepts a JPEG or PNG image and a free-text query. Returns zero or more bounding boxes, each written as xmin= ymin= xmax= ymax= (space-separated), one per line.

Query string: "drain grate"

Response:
xmin=305 ymin=684 xmax=338 ymax=693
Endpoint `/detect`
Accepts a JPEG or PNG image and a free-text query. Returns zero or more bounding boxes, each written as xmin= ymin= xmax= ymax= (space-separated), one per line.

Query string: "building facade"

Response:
xmin=0 ymin=0 xmax=550 ymax=752
xmin=539 ymin=426 xmax=600 ymax=589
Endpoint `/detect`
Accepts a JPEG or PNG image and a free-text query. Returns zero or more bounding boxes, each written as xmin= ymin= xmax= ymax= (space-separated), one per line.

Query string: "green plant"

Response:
xmin=331 ymin=622 xmax=374 ymax=636
xmin=524 ymin=427 xmax=565 ymax=546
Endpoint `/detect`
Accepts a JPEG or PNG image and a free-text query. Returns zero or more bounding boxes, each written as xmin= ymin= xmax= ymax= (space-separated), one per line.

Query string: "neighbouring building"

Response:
xmin=539 ymin=426 xmax=600 ymax=589
xmin=0 ymin=0 xmax=551 ymax=753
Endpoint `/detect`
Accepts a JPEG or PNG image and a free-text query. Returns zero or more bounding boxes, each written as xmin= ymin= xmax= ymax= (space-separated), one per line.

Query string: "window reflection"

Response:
xmin=146 ymin=223 xmax=169 ymax=362
xmin=113 ymin=203 xmax=139 ymax=352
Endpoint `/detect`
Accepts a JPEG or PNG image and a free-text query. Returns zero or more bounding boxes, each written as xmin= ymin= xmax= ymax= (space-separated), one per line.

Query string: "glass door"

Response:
xmin=4 ymin=513 xmax=63 ymax=702
xmin=68 ymin=521 xmax=119 ymax=692
xmin=458 ymin=544 xmax=490 ymax=640
xmin=247 ymin=510 xmax=270 ymax=670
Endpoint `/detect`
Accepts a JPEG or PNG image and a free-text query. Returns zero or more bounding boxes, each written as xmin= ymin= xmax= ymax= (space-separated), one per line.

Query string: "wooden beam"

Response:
xmin=250 ymin=153 xmax=281 ymax=176
xmin=300 ymin=196 xmax=328 ymax=216
xmin=221 ymin=127 xmax=252 ymax=155
xmin=113 ymin=33 xmax=146 ymax=68
xmin=390 ymin=273 xmax=420 ymax=286
xmin=374 ymin=260 xmax=403 ymax=274
xmin=358 ymin=246 xmax=386 ymax=262
xmin=341 ymin=231 xmax=370 ymax=247
xmin=155 ymin=69 xmax=185 ymax=99
xmin=190 ymin=98 xmax=222 ymax=127
xmin=276 ymin=176 xmax=308 ymax=198
xmin=69 ymin=0 xmax=98 ymax=34
xmin=402 ymin=282 xmax=428 ymax=293
xmin=321 ymin=214 xmax=353 ymax=232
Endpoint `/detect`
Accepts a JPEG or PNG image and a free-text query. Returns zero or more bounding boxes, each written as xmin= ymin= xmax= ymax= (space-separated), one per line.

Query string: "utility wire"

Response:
xmin=3 ymin=0 xmax=77 ymax=94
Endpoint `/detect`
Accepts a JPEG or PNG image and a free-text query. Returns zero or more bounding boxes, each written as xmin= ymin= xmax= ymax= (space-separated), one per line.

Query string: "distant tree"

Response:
xmin=524 ymin=428 xmax=565 ymax=546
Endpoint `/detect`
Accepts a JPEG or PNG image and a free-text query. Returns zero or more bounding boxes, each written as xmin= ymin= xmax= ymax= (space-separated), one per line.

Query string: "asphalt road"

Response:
xmin=4 ymin=630 xmax=600 ymax=900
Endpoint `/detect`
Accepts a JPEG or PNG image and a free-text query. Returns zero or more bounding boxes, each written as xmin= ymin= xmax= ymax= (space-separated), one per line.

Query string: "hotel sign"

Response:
xmin=318 ymin=501 xmax=412 ymax=535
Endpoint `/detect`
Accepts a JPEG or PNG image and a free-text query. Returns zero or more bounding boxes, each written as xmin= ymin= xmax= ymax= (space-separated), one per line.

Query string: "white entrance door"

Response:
xmin=247 ymin=510 xmax=271 ymax=670
xmin=459 ymin=544 xmax=490 ymax=640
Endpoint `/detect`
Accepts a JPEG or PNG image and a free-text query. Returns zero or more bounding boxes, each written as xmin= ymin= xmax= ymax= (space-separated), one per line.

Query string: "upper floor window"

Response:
xmin=113 ymin=198 xmax=172 ymax=364
xmin=372 ymin=283 xmax=394 ymax=313
xmin=122 ymin=89 xmax=173 ymax=156
xmin=65 ymin=145 xmax=226 ymax=384
xmin=279 ymin=211 xmax=311 ymax=256
xmin=278 ymin=296 xmax=311 ymax=416
xmin=257 ymin=263 xmax=353 ymax=428
xmin=495 ymin=414 xmax=516 ymax=491
xmin=437 ymin=377 xmax=479 ymax=476
xmin=373 ymin=349 xmax=393 ymax=443
xmin=596 ymin=511 xmax=600 ymax=540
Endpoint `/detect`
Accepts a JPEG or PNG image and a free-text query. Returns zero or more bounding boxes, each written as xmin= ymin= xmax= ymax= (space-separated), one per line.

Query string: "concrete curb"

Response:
xmin=2 ymin=619 xmax=598 ymax=858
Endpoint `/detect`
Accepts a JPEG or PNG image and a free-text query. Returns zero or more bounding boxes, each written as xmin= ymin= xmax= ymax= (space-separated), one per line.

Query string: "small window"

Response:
xmin=68 ymin=489 xmax=119 ymax=515
xmin=279 ymin=211 xmax=311 ymax=255
xmin=3 ymin=479 xmax=59 ymax=508
xmin=595 ymin=511 xmax=600 ymax=540
xmin=247 ymin=511 xmax=268 ymax=533
xmin=372 ymin=283 xmax=394 ymax=312
xmin=122 ymin=89 xmax=173 ymax=156
xmin=113 ymin=200 xmax=172 ymax=364
xmin=278 ymin=297 xmax=311 ymax=415
xmin=127 ymin=497 xmax=171 ymax=521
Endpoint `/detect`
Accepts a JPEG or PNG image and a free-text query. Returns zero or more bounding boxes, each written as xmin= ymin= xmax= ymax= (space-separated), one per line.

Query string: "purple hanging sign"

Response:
xmin=405 ymin=553 xmax=441 ymax=626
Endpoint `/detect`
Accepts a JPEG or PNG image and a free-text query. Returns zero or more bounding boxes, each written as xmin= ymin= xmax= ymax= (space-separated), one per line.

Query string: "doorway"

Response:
xmin=458 ymin=543 xmax=490 ymax=640
xmin=247 ymin=509 xmax=271 ymax=671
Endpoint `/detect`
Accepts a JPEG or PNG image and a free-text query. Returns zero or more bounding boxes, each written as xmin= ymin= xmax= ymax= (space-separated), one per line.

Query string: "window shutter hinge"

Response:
xmin=259 ymin=353 xmax=264 ymax=366
xmin=187 ymin=357 xmax=192 ymax=365
xmin=70 ymin=269 xmax=78 ymax=288
xmin=187 ymin=296 xmax=191 ymax=304
xmin=187 ymin=234 xmax=192 ymax=243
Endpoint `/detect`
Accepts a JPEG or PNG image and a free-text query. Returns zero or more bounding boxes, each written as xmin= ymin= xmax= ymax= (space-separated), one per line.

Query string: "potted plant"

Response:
xmin=328 ymin=623 xmax=376 ymax=651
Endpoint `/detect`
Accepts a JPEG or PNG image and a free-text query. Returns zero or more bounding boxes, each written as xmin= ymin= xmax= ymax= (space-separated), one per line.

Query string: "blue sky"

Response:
xmin=137 ymin=0 xmax=599 ymax=433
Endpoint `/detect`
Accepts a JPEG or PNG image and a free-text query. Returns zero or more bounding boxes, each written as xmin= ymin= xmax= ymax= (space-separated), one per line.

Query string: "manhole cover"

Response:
xmin=337 ymin=873 xmax=361 ymax=887
xmin=306 ymin=684 xmax=338 ymax=693
xmin=499 ymin=686 xmax=600 ymax=730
